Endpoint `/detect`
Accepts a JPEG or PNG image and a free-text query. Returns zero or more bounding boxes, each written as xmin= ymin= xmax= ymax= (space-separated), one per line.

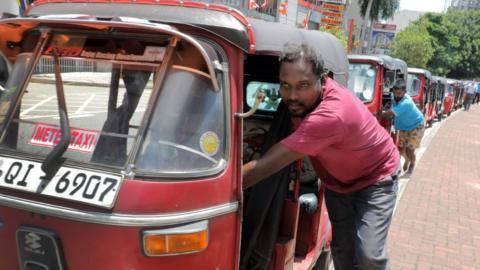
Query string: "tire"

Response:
xmin=448 ymin=111 xmax=451 ymax=117
xmin=427 ymin=119 xmax=433 ymax=128
xmin=437 ymin=112 xmax=443 ymax=122
xmin=313 ymin=250 xmax=333 ymax=270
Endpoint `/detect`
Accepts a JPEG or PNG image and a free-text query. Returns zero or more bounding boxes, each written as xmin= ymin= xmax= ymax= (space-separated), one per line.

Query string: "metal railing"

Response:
xmin=33 ymin=58 xmax=95 ymax=74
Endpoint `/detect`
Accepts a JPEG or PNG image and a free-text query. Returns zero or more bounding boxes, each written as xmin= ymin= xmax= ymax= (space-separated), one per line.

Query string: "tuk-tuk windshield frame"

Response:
xmin=407 ymin=73 xmax=421 ymax=97
xmin=347 ymin=62 xmax=377 ymax=104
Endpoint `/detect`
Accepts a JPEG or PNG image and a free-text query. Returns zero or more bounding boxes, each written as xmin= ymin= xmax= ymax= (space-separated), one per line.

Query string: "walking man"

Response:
xmin=464 ymin=80 xmax=476 ymax=111
xmin=243 ymin=43 xmax=400 ymax=270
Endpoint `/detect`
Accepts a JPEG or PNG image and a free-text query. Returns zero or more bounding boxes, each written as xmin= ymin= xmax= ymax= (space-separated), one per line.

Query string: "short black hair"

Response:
xmin=393 ymin=78 xmax=407 ymax=90
xmin=279 ymin=42 xmax=325 ymax=80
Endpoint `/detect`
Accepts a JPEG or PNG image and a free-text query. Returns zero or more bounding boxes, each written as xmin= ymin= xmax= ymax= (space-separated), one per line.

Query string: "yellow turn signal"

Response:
xmin=143 ymin=221 xmax=209 ymax=256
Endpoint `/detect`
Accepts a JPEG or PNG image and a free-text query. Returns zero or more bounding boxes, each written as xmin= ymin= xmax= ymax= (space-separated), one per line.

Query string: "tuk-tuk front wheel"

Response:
xmin=427 ymin=119 xmax=433 ymax=128
xmin=437 ymin=113 xmax=443 ymax=122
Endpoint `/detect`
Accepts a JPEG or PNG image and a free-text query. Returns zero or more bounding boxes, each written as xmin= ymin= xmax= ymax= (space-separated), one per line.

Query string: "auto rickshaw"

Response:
xmin=407 ymin=68 xmax=432 ymax=112
xmin=443 ymin=79 xmax=456 ymax=116
xmin=432 ymin=76 xmax=447 ymax=121
xmin=347 ymin=54 xmax=407 ymax=137
xmin=0 ymin=1 xmax=349 ymax=269
xmin=453 ymin=80 xmax=466 ymax=110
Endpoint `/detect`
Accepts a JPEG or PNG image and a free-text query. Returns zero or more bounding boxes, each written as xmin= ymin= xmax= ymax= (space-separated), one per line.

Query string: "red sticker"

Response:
xmin=29 ymin=123 xmax=99 ymax=153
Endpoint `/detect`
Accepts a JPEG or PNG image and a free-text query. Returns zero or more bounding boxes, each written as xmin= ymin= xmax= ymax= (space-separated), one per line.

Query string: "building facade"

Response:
xmin=449 ymin=0 xmax=480 ymax=10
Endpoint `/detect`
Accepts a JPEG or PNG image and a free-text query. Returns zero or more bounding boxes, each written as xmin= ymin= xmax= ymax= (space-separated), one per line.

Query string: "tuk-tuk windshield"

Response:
xmin=407 ymin=73 xmax=421 ymax=97
xmin=135 ymin=65 xmax=226 ymax=174
xmin=348 ymin=63 xmax=377 ymax=103
xmin=0 ymin=51 xmax=157 ymax=166
xmin=0 ymin=31 xmax=227 ymax=175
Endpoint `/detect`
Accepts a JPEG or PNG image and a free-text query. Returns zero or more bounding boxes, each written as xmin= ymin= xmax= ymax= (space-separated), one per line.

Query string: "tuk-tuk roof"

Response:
xmin=29 ymin=0 xmax=253 ymax=52
xmin=248 ymin=18 xmax=348 ymax=77
xmin=446 ymin=78 xmax=458 ymax=84
xmin=348 ymin=54 xmax=407 ymax=75
xmin=408 ymin=68 xmax=432 ymax=80
xmin=432 ymin=76 xmax=447 ymax=84
xmin=28 ymin=0 xmax=348 ymax=78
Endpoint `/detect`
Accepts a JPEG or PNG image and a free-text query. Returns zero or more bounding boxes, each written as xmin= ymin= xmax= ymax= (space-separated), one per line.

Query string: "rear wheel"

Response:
xmin=437 ymin=112 xmax=443 ymax=122
xmin=313 ymin=250 xmax=333 ymax=270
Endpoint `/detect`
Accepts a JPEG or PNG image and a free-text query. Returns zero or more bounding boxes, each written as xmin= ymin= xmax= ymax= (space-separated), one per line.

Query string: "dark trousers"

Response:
xmin=325 ymin=170 xmax=399 ymax=270
xmin=464 ymin=93 xmax=475 ymax=111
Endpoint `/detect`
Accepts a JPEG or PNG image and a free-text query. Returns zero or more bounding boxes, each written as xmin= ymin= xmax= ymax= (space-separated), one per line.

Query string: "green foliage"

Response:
xmin=391 ymin=20 xmax=434 ymax=68
xmin=392 ymin=9 xmax=480 ymax=79
xmin=358 ymin=0 xmax=400 ymax=21
xmin=318 ymin=26 xmax=348 ymax=49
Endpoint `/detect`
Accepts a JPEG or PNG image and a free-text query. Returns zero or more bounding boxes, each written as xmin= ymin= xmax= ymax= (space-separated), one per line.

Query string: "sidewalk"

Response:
xmin=388 ymin=104 xmax=480 ymax=270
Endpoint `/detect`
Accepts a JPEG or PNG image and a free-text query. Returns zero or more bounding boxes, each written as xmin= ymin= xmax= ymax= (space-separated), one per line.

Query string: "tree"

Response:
xmin=392 ymin=9 xmax=480 ymax=79
xmin=318 ymin=26 xmax=348 ymax=49
xmin=358 ymin=0 xmax=400 ymax=21
xmin=422 ymin=10 xmax=480 ymax=78
xmin=357 ymin=0 xmax=400 ymax=52
xmin=391 ymin=20 xmax=434 ymax=69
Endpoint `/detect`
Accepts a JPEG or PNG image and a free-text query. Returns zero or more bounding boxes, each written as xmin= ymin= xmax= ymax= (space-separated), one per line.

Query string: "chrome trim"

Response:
xmin=145 ymin=220 xmax=208 ymax=235
xmin=0 ymin=194 xmax=238 ymax=227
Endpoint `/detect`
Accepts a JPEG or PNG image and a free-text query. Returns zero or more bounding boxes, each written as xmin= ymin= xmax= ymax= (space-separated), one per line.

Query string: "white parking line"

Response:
xmin=75 ymin=94 xmax=96 ymax=114
xmin=20 ymin=96 xmax=56 ymax=116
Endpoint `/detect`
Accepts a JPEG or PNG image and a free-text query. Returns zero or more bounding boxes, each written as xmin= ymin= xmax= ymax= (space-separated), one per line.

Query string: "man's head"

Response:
xmin=279 ymin=43 xmax=325 ymax=117
xmin=392 ymin=78 xmax=407 ymax=102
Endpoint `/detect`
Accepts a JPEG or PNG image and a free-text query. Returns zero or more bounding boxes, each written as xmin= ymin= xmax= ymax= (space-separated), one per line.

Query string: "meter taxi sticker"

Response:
xmin=29 ymin=123 xmax=99 ymax=153
xmin=200 ymin=131 xmax=220 ymax=156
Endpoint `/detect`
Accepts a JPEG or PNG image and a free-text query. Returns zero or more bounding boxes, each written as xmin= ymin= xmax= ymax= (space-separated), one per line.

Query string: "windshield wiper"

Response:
xmin=41 ymin=50 xmax=71 ymax=179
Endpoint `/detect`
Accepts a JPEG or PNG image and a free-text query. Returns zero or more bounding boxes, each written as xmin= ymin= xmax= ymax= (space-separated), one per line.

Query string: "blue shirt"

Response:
xmin=476 ymin=83 xmax=480 ymax=93
xmin=392 ymin=95 xmax=425 ymax=131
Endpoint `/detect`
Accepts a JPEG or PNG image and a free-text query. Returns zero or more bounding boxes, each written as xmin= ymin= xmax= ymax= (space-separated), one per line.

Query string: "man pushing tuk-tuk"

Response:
xmin=243 ymin=43 xmax=400 ymax=270
xmin=382 ymin=79 xmax=425 ymax=174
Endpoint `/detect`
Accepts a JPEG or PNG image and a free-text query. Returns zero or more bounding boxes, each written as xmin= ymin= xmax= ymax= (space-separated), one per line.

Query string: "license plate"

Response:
xmin=0 ymin=156 xmax=122 ymax=208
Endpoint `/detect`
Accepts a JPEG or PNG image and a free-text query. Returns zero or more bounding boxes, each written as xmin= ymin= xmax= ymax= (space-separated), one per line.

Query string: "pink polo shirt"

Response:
xmin=281 ymin=78 xmax=399 ymax=193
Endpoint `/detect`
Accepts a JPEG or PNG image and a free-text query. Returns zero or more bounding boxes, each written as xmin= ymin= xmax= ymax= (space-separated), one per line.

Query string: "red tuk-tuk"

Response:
xmin=423 ymin=76 xmax=438 ymax=127
xmin=453 ymin=80 xmax=466 ymax=110
xmin=443 ymin=79 xmax=456 ymax=116
xmin=431 ymin=76 xmax=447 ymax=122
xmin=347 ymin=54 xmax=407 ymax=136
xmin=407 ymin=68 xmax=432 ymax=112
xmin=0 ymin=1 xmax=349 ymax=269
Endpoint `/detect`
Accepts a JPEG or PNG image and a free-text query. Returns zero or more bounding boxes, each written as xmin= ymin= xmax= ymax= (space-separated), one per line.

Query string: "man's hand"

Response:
xmin=242 ymin=143 xmax=304 ymax=189
xmin=381 ymin=108 xmax=395 ymax=119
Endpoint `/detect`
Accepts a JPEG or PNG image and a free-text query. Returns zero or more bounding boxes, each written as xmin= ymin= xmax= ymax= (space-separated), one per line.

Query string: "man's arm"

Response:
xmin=243 ymin=143 xmax=304 ymax=189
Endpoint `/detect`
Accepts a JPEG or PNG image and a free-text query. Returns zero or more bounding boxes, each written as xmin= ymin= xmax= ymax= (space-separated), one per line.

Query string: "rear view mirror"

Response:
xmin=244 ymin=81 xmax=281 ymax=113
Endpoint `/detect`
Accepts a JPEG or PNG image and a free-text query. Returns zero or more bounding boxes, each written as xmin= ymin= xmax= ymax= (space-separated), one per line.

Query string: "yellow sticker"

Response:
xmin=200 ymin=131 xmax=220 ymax=156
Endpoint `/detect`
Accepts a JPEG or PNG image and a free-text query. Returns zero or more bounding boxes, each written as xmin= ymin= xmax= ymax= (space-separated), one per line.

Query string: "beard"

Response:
xmin=285 ymin=95 xmax=323 ymax=117
xmin=394 ymin=96 xmax=403 ymax=102
xmin=285 ymin=101 xmax=308 ymax=117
